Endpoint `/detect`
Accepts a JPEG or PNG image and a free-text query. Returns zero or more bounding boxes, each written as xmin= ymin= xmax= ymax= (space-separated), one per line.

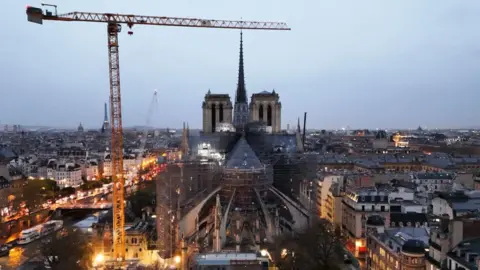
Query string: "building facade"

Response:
xmin=201 ymin=33 xmax=282 ymax=135
xmin=342 ymin=187 xmax=390 ymax=258
xmin=366 ymin=217 xmax=428 ymax=270
xmin=202 ymin=93 xmax=233 ymax=134
xmin=249 ymin=91 xmax=281 ymax=133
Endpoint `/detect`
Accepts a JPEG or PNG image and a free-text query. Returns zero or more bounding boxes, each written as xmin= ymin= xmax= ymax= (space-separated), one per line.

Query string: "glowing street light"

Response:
xmin=174 ymin=255 xmax=181 ymax=264
xmin=93 ymin=253 xmax=104 ymax=267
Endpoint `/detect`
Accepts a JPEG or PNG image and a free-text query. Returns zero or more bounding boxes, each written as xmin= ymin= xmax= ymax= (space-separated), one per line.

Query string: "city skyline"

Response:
xmin=1 ymin=0 xmax=480 ymax=129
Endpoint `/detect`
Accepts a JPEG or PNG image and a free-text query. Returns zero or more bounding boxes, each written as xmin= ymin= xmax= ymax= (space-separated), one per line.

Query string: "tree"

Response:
xmin=100 ymin=178 xmax=112 ymax=184
xmin=320 ymin=129 xmax=326 ymax=135
xmin=59 ymin=187 xmax=76 ymax=197
xmin=80 ymin=181 xmax=102 ymax=191
xmin=40 ymin=228 xmax=93 ymax=270
xmin=268 ymin=220 xmax=345 ymax=270
xmin=128 ymin=182 xmax=155 ymax=217
xmin=22 ymin=179 xmax=58 ymax=208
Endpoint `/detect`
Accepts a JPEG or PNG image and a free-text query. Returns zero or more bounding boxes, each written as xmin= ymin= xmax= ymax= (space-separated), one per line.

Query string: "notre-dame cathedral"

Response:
xmin=201 ymin=32 xmax=282 ymax=134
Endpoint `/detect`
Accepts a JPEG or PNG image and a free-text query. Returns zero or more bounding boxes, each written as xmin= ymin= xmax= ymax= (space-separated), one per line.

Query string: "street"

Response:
xmin=0 ymin=181 xmax=146 ymax=269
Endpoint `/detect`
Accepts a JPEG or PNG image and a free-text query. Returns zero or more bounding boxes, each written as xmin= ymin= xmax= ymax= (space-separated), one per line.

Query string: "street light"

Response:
xmin=174 ymin=255 xmax=181 ymax=264
xmin=93 ymin=253 xmax=104 ymax=267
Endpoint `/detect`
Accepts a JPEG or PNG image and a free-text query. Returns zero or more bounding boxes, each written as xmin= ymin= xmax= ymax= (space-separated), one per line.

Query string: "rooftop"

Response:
xmin=225 ymin=137 xmax=264 ymax=170
xmin=194 ymin=252 xmax=267 ymax=265
xmin=373 ymin=227 xmax=429 ymax=255
xmin=447 ymin=237 xmax=480 ymax=270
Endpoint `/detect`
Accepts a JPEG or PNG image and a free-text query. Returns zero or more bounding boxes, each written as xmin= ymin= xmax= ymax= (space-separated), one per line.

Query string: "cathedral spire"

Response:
xmin=235 ymin=31 xmax=247 ymax=103
xmin=233 ymin=32 xmax=249 ymax=129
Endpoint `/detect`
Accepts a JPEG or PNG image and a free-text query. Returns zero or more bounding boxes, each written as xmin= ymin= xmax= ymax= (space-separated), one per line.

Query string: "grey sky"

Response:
xmin=1 ymin=0 xmax=480 ymax=129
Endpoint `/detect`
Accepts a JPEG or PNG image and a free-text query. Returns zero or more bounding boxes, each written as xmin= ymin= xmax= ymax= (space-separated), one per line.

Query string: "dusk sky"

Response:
xmin=1 ymin=0 xmax=480 ymax=129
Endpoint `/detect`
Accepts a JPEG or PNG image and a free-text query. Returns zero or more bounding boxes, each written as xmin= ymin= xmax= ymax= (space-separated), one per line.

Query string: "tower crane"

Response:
xmin=137 ymin=90 xmax=159 ymax=169
xmin=26 ymin=4 xmax=290 ymax=262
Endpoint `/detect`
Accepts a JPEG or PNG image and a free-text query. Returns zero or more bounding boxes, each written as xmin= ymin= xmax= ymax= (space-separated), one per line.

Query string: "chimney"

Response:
xmin=302 ymin=112 xmax=307 ymax=148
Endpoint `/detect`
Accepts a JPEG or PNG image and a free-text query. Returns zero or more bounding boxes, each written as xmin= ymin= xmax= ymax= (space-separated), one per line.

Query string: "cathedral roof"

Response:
xmin=225 ymin=137 xmax=263 ymax=170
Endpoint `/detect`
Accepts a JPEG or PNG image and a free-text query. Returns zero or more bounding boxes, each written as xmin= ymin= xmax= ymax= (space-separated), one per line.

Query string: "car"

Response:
xmin=344 ymin=254 xmax=352 ymax=264
xmin=0 ymin=244 xmax=11 ymax=257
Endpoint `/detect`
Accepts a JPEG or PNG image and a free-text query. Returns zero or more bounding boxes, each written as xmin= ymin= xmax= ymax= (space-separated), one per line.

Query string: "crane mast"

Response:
xmin=26 ymin=5 xmax=290 ymax=262
xmin=107 ymin=22 xmax=126 ymax=258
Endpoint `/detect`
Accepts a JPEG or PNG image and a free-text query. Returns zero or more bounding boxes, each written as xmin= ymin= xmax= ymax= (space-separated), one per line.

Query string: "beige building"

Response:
xmin=366 ymin=217 xmax=428 ymax=270
xmin=99 ymin=222 xmax=157 ymax=266
xmin=427 ymin=217 xmax=480 ymax=270
xmin=325 ymin=182 xmax=343 ymax=228
xmin=342 ymin=187 xmax=390 ymax=258
xmin=317 ymin=175 xmax=343 ymax=219
xmin=102 ymin=155 xmax=138 ymax=177
xmin=249 ymin=91 xmax=281 ymax=133
xmin=201 ymin=92 xmax=233 ymax=134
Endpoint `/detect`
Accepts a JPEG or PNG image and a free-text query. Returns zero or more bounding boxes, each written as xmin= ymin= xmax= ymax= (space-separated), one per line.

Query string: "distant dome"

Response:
xmin=366 ymin=215 xmax=385 ymax=226
xmin=375 ymin=130 xmax=387 ymax=139
xmin=215 ymin=122 xmax=236 ymax=133
xmin=402 ymin=239 xmax=426 ymax=254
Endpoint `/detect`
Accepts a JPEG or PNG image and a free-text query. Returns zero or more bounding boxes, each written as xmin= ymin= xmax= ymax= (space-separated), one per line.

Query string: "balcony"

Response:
xmin=429 ymin=239 xmax=442 ymax=251
xmin=425 ymin=252 xmax=442 ymax=269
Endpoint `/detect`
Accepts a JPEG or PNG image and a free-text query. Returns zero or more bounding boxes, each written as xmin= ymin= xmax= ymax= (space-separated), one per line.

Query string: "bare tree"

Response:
xmin=39 ymin=228 xmax=93 ymax=270
xmin=268 ymin=220 xmax=345 ymax=270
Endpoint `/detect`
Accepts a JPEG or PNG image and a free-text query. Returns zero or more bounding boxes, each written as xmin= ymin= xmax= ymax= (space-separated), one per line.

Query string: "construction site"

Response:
xmin=25 ymin=3 xmax=291 ymax=269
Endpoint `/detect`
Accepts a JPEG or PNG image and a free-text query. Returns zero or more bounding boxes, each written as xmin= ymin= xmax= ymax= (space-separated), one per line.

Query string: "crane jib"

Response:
xmin=26 ymin=7 xmax=290 ymax=30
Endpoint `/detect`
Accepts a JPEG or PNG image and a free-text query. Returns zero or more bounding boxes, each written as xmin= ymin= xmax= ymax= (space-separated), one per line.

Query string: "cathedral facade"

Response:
xmin=202 ymin=33 xmax=282 ymax=134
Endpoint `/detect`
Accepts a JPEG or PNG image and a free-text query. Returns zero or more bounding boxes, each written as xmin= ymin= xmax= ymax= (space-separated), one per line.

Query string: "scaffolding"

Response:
xmin=155 ymin=160 xmax=221 ymax=258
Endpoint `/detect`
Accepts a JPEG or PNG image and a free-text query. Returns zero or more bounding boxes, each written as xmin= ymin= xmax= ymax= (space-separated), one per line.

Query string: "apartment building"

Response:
xmin=55 ymin=163 xmax=82 ymax=188
xmin=102 ymin=154 xmax=138 ymax=177
xmin=318 ymin=175 xmax=343 ymax=218
xmin=342 ymin=186 xmax=390 ymax=258
xmin=82 ymin=160 xmax=99 ymax=180
xmin=325 ymin=181 xmax=343 ymax=228
xmin=366 ymin=215 xmax=428 ymax=270
xmin=444 ymin=238 xmax=480 ymax=270
xmin=431 ymin=191 xmax=480 ymax=219
xmin=426 ymin=217 xmax=480 ymax=270
xmin=410 ymin=172 xmax=454 ymax=194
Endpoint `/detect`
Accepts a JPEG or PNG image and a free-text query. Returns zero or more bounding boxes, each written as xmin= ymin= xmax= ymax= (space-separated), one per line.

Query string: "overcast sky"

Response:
xmin=1 ymin=0 xmax=480 ymax=129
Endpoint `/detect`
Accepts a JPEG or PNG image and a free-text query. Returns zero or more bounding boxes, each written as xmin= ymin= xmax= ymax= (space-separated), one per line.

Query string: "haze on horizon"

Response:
xmin=1 ymin=0 xmax=479 ymax=130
